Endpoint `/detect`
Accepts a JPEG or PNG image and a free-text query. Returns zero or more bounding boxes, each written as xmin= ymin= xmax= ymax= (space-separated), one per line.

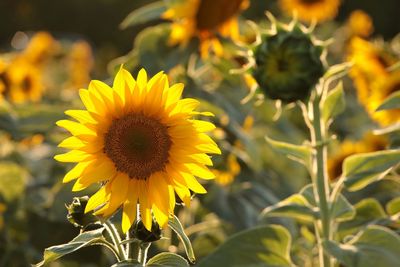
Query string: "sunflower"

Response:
xmin=279 ymin=0 xmax=341 ymax=23
xmin=3 ymin=59 xmax=43 ymax=104
xmin=22 ymin=31 xmax=58 ymax=66
xmin=66 ymin=40 xmax=93 ymax=89
xmin=55 ymin=67 xmax=220 ymax=232
xmin=347 ymin=38 xmax=399 ymax=125
xmin=348 ymin=10 xmax=373 ymax=38
xmin=367 ymin=72 xmax=400 ymax=126
xmin=328 ymin=133 xmax=388 ymax=180
xmin=162 ymin=0 xmax=249 ymax=58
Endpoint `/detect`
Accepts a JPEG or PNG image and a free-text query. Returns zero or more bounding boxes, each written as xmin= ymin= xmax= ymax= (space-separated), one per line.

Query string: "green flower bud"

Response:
xmin=131 ymin=218 xmax=162 ymax=243
xmin=66 ymin=196 xmax=99 ymax=229
xmin=252 ymin=21 xmax=325 ymax=102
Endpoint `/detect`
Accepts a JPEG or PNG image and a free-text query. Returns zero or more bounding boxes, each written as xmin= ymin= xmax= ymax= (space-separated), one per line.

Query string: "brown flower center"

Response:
xmin=22 ymin=75 xmax=33 ymax=93
xmin=195 ymin=0 xmax=244 ymax=31
xmin=104 ymin=113 xmax=171 ymax=180
xmin=299 ymin=0 xmax=323 ymax=5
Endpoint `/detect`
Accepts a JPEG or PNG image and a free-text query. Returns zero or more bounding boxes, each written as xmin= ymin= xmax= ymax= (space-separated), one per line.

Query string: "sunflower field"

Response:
xmin=1 ymin=0 xmax=400 ymax=266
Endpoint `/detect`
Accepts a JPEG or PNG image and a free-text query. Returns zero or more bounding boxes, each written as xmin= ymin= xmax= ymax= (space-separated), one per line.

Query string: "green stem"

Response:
xmin=310 ymin=91 xmax=332 ymax=267
xmin=139 ymin=242 xmax=151 ymax=266
xmin=104 ymin=220 xmax=127 ymax=261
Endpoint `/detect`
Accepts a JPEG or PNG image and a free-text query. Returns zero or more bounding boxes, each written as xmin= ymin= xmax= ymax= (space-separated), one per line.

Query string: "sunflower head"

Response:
xmin=328 ymin=133 xmax=388 ymax=180
xmin=279 ymin=0 xmax=341 ymax=23
xmin=348 ymin=10 xmax=373 ymax=38
xmin=23 ymin=31 xmax=58 ymax=66
xmin=55 ymin=67 xmax=220 ymax=232
xmin=2 ymin=59 xmax=43 ymax=104
xmin=368 ymin=72 xmax=400 ymax=126
xmin=163 ymin=0 xmax=249 ymax=57
xmin=252 ymin=21 xmax=325 ymax=102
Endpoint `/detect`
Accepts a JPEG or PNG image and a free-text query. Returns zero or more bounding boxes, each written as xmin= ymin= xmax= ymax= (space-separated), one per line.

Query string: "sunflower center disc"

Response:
xmin=104 ymin=113 xmax=171 ymax=180
xmin=300 ymin=0 xmax=322 ymax=4
xmin=195 ymin=0 xmax=243 ymax=31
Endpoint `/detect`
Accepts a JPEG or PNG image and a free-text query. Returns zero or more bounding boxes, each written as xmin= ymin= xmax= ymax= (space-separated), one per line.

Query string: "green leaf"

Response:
xmin=322 ymin=82 xmax=345 ymax=123
xmin=265 ymin=136 xmax=311 ymax=167
xmin=338 ymin=198 xmax=386 ymax=238
xmin=386 ymin=197 xmax=400 ymax=215
xmin=323 ymin=62 xmax=352 ymax=80
xmin=111 ymin=260 xmax=141 ymax=267
xmin=35 ymin=228 xmax=106 ymax=266
xmin=197 ymin=225 xmax=294 ymax=267
xmin=168 ymin=215 xmax=195 ymax=264
xmin=330 ymin=194 xmax=356 ymax=222
xmin=120 ymin=1 xmax=166 ymax=29
xmin=261 ymin=194 xmax=318 ymax=222
xmin=376 ymin=91 xmax=400 ymax=111
xmin=324 ymin=225 xmax=400 ymax=267
xmin=147 ymin=252 xmax=189 ymax=267
xmin=343 ymin=149 xmax=400 ymax=191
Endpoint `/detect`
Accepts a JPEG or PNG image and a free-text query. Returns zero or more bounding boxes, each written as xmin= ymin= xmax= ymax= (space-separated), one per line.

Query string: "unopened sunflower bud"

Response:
xmin=66 ymin=196 xmax=99 ymax=229
xmin=131 ymin=218 xmax=162 ymax=243
xmin=252 ymin=21 xmax=325 ymax=102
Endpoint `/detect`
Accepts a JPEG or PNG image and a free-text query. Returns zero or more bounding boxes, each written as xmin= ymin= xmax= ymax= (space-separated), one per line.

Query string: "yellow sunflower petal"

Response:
xmin=54 ymin=150 xmax=91 ymax=162
xmin=65 ymin=110 xmax=97 ymax=124
xmin=56 ymin=120 xmax=96 ymax=137
xmin=185 ymin=163 xmax=215 ymax=179
xmin=85 ymin=186 xmax=109 ymax=213
xmin=63 ymin=161 xmax=93 ymax=183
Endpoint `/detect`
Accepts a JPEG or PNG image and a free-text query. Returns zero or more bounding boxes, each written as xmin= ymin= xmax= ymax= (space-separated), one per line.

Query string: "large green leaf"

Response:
xmin=386 ymin=197 xmax=400 ymax=216
xmin=168 ymin=214 xmax=195 ymax=264
xmin=35 ymin=228 xmax=107 ymax=266
xmin=265 ymin=136 xmax=311 ymax=167
xmin=120 ymin=1 xmax=166 ymax=29
xmin=330 ymin=194 xmax=356 ymax=222
xmin=324 ymin=225 xmax=400 ymax=267
xmin=261 ymin=194 xmax=318 ymax=223
xmin=323 ymin=62 xmax=352 ymax=80
xmin=376 ymin=91 xmax=400 ymax=111
xmin=322 ymin=81 xmax=345 ymax=124
xmin=343 ymin=150 xmax=400 ymax=191
xmin=147 ymin=252 xmax=189 ymax=267
xmin=197 ymin=225 xmax=294 ymax=267
xmin=338 ymin=198 xmax=386 ymax=238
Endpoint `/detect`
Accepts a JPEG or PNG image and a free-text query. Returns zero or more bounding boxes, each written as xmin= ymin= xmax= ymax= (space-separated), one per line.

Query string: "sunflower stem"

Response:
xmin=139 ymin=242 xmax=151 ymax=266
xmin=104 ymin=220 xmax=127 ymax=261
xmin=309 ymin=84 xmax=332 ymax=267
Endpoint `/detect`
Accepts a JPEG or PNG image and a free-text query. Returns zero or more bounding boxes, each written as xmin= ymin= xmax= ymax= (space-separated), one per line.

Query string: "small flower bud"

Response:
xmin=131 ymin=218 xmax=162 ymax=243
xmin=66 ymin=196 xmax=99 ymax=229
xmin=252 ymin=21 xmax=325 ymax=102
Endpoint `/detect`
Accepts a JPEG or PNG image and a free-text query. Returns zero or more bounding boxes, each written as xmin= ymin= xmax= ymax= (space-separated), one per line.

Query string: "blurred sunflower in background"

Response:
xmin=347 ymin=37 xmax=399 ymax=126
xmin=347 ymin=10 xmax=374 ymax=38
xmin=367 ymin=72 xmax=400 ymax=126
xmin=21 ymin=31 xmax=58 ymax=67
xmin=55 ymin=67 xmax=220 ymax=232
xmin=328 ymin=133 xmax=388 ymax=180
xmin=279 ymin=0 xmax=341 ymax=23
xmin=65 ymin=40 xmax=93 ymax=90
xmin=162 ymin=0 xmax=249 ymax=58
xmin=0 ymin=58 xmax=43 ymax=104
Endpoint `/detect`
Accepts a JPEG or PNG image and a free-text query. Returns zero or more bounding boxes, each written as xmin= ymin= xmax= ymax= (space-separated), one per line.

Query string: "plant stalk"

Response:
xmin=310 ymin=90 xmax=332 ymax=267
xmin=104 ymin=220 xmax=127 ymax=261
xmin=139 ymin=242 xmax=151 ymax=266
